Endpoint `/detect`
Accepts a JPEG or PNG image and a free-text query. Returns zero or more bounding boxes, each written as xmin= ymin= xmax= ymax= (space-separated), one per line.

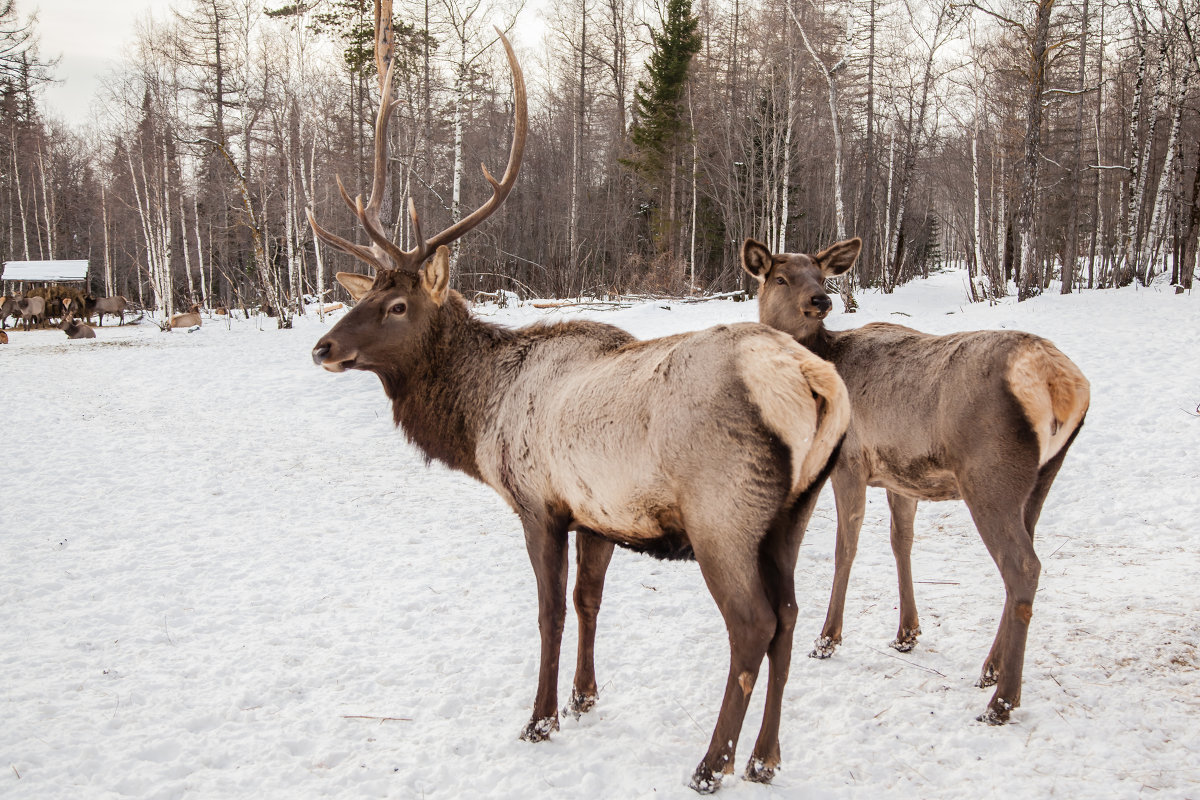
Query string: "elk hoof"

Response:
xmin=688 ymin=763 xmax=723 ymax=794
xmin=519 ymin=715 xmax=559 ymax=742
xmin=890 ymin=627 xmax=922 ymax=652
xmin=809 ymin=635 xmax=839 ymax=659
xmin=744 ymin=756 xmax=777 ymax=784
xmin=976 ymin=698 xmax=1013 ymax=725
xmin=564 ymin=689 xmax=598 ymax=719
xmin=975 ymin=664 xmax=999 ymax=688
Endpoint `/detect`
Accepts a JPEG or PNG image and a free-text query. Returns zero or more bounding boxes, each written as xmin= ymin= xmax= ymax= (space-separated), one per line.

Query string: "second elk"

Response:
xmin=309 ymin=22 xmax=851 ymax=794
xmin=741 ymin=237 xmax=1090 ymax=725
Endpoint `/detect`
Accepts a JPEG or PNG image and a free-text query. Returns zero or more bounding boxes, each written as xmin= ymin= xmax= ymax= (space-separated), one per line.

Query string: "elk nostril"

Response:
xmin=813 ymin=296 xmax=832 ymax=311
xmin=313 ymin=342 xmax=332 ymax=365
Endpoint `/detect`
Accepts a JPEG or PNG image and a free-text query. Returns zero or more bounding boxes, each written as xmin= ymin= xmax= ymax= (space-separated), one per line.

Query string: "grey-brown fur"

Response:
xmin=306 ymin=23 xmax=852 ymax=792
xmin=741 ymin=236 xmax=1090 ymax=725
xmin=15 ymin=295 xmax=45 ymax=330
xmin=84 ymin=294 xmax=129 ymax=326
xmin=59 ymin=314 xmax=96 ymax=339
xmin=0 ymin=296 xmax=15 ymax=329
xmin=171 ymin=305 xmax=202 ymax=329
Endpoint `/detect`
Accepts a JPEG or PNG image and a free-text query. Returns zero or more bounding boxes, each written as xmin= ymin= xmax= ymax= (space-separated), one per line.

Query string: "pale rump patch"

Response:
xmin=738 ymin=333 xmax=851 ymax=495
xmin=739 ymin=671 xmax=755 ymax=697
xmin=1007 ymin=340 xmax=1091 ymax=466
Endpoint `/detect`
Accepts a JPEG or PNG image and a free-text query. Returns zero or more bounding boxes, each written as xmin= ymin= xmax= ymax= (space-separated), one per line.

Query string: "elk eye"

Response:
xmin=389 ymin=301 xmax=407 ymax=316
xmin=775 ymin=276 xmax=787 ymax=285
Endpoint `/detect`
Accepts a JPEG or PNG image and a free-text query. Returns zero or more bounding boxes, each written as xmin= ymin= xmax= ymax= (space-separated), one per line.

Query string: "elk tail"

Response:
xmin=1007 ymin=339 xmax=1091 ymax=466
xmin=738 ymin=332 xmax=851 ymax=497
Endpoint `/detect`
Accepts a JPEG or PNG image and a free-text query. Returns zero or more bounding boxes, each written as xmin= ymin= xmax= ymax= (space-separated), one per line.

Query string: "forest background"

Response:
xmin=1 ymin=0 xmax=1197 ymax=324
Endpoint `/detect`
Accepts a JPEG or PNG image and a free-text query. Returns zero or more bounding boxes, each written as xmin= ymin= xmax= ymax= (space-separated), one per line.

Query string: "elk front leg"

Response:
xmin=519 ymin=514 xmax=570 ymax=742
xmin=568 ymin=529 xmax=615 ymax=718
xmin=813 ymin=466 xmax=868 ymax=658
xmin=887 ymin=491 xmax=922 ymax=652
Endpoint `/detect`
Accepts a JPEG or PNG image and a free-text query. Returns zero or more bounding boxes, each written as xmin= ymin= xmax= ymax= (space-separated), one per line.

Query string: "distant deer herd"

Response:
xmin=3 ymin=14 xmax=1091 ymax=795
xmin=303 ymin=16 xmax=1089 ymax=793
xmin=0 ymin=291 xmax=128 ymax=339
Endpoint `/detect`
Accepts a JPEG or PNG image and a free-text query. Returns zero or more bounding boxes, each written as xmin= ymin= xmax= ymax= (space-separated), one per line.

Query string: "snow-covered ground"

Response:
xmin=2 ymin=272 xmax=1198 ymax=799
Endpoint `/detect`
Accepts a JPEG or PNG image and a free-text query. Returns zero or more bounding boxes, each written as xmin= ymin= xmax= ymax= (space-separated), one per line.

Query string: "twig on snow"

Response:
xmin=12 ymin=765 xmax=20 ymax=779
xmin=867 ymin=647 xmax=947 ymax=677
xmin=675 ymin=700 xmax=705 ymax=734
xmin=341 ymin=715 xmax=412 ymax=723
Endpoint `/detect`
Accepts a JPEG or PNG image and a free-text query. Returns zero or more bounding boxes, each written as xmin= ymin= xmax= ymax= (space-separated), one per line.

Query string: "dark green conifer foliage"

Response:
xmin=626 ymin=0 xmax=701 ymax=179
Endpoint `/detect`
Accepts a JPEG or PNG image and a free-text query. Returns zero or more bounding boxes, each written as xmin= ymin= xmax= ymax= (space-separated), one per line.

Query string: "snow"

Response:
xmin=3 ymin=272 xmax=1199 ymax=799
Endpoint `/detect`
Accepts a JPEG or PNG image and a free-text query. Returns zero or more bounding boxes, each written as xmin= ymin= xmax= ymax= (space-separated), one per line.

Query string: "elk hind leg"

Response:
xmin=1023 ymin=423 xmax=1082 ymax=539
xmin=887 ymin=491 xmax=922 ymax=652
xmin=977 ymin=430 xmax=1080 ymax=692
xmin=746 ymin=481 xmax=826 ymax=784
xmin=963 ymin=482 xmax=1041 ymax=724
xmin=689 ymin=542 xmax=776 ymax=794
xmin=567 ymin=529 xmax=615 ymax=718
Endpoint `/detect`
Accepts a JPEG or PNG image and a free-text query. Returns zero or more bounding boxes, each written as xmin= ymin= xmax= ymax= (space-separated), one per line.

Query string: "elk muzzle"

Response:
xmin=807 ymin=294 xmax=833 ymax=318
xmin=312 ymin=337 xmax=357 ymax=372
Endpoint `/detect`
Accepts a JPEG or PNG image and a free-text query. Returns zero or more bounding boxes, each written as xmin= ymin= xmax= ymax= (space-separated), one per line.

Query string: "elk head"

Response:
xmin=741 ymin=237 xmax=862 ymax=343
xmin=311 ymin=21 xmax=526 ymax=383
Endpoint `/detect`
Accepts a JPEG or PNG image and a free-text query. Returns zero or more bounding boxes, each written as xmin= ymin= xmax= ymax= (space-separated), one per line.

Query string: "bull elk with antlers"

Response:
xmin=740 ymin=236 xmax=1090 ymax=725
xmin=309 ymin=16 xmax=852 ymax=792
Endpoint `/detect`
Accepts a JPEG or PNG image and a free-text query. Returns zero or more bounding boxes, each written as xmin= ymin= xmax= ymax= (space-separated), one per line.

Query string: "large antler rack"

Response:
xmin=306 ymin=9 xmax=527 ymax=277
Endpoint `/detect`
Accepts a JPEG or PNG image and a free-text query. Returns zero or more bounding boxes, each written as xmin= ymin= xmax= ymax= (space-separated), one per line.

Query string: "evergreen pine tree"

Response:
xmin=624 ymin=0 xmax=701 ymax=266
xmin=627 ymin=0 xmax=701 ymax=178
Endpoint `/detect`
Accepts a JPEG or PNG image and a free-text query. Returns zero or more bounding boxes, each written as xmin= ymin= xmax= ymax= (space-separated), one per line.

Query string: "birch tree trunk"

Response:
xmin=102 ymin=184 xmax=113 ymax=296
xmin=569 ymin=7 xmax=586 ymax=268
xmin=451 ymin=54 xmax=466 ymax=281
xmin=37 ymin=144 xmax=54 ymax=257
xmin=1062 ymin=0 xmax=1088 ymax=294
xmin=193 ymin=195 xmax=208 ymax=309
xmin=787 ymin=2 xmax=852 ymax=306
xmin=1117 ymin=14 xmax=1154 ymax=285
xmin=1014 ymin=0 xmax=1054 ymax=300
xmin=159 ymin=138 xmax=174 ymax=321
xmin=777 ymin=31 xmax=795 ymax=253
xmin=179 ymin=190 xmax=195 ymax=304
xmin=127 ymin=148 xmax=164 ymax=318
xmin=10 ymin=128 xmax=30 ymax=259
xmin=972 ymin=128 xmax=987 ymax=300
xmin=1141 ymin=69 xmax=1190 ymax=283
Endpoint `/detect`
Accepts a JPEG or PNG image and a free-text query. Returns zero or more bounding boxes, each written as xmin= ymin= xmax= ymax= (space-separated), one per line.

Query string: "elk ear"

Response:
xmin=741 ymin=238 xmax=774 ymax=282
xmin=336 ymin=272 xmax=375 ymax=302
xmin=421 ymin=246 xmax=451 ymax=306
xmin=812 ymin=237 xmax=862 ymax=277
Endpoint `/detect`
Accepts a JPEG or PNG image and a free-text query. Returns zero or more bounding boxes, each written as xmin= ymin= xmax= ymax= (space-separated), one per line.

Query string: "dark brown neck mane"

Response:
xmin=379 ymin=291 xmax=517 ymax=481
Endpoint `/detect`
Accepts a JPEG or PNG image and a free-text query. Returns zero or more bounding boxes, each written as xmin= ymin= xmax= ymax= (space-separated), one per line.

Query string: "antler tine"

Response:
xmin=335 ymin=175 xmax=360 ymax=215
xmin=364 ymin=54 xmax=399 ymax=220
xmin=306 ymin=207 xmax=386 ymax=272
xmin=354 ymin=193 xmax=411 ymax=269
xmin=420 ymin=28 xmax=527 ymax=256
xmin=407 ymin=198 xmax=426 ymax=261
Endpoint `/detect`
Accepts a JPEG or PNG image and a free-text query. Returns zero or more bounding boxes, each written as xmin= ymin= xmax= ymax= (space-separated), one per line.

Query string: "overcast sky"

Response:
xmin=31 ymin=0 xmax=173 ymax=124
xmin=29 ymin=0 xmax=548 ymax=126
